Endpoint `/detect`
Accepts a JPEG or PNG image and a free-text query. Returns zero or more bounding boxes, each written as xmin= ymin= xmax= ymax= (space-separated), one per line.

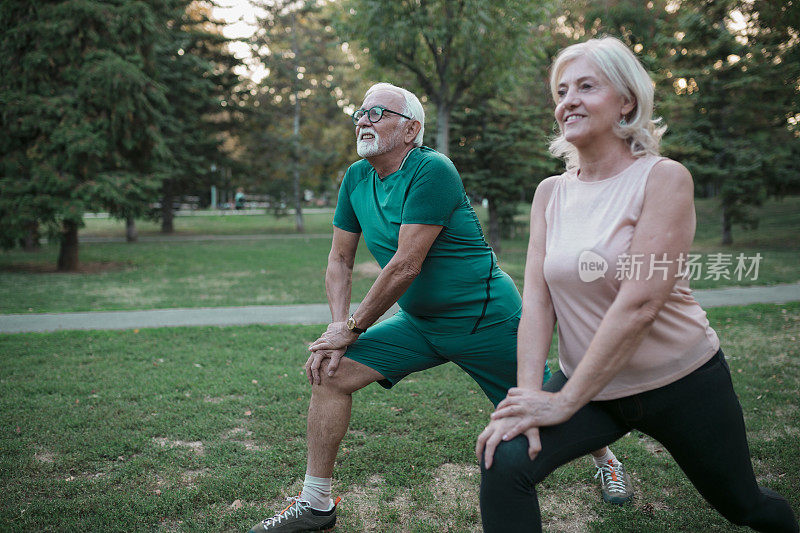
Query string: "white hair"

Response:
xmin=364 ymin=82 xmax=425 ymax=147
xmin=549 ymin=36 xmax=667 ymax=170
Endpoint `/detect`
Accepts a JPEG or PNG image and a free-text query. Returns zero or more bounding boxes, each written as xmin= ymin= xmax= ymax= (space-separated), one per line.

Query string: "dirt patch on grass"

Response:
xmin=636 ymin=434 xmax=672 ymax=459
xmin=153 ymin=437 xmax=205 ymax=456
xmin=539 ymin=480 xmax=600 ymax=532
xmin=180 ymin=468 xmax=210 ymax=488
xmin=34 ymin=449 xmax=56 ymax=463
xmin=338 ymin=464 xmax=482 ymax=532
xmin=224 ymin=427 xmax=265 ymax=451
xmin=0 ymin=261 xmax=132 ymax=274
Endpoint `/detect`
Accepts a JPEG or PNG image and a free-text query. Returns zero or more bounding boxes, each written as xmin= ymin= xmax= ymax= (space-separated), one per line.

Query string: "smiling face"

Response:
xmin=554 ymin=56 xmax=634 ymax=149
xmin=355 ymin=90 xmax=409 ymax=158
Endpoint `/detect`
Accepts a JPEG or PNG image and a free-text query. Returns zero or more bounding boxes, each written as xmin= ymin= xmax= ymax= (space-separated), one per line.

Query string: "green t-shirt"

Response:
xmin=333 ymin=146 xmax=521 ymax=333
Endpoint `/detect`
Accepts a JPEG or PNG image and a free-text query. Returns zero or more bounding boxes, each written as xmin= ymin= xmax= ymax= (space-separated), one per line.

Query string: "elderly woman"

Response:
xmin=476 ymin=37 xmax=798 ymax=532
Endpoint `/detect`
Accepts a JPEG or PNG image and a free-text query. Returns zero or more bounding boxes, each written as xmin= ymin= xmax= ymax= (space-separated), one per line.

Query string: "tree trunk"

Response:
xmin=488 ymin=198 xmax=501 ymax=255
xmin=20 ymin=221 xmax=40 ymax=251
xmin=161 ymin=193 xmax=174 ymax=234
xmin=126 ymin=216 xmax=138 ymax=242
xmin=721 ymin=203 xmax=733 ymax=245
xmin=57 ymin=220 xmax=79 ymax=272
xmin=292 ymin=11 xmax=304 ymax=233
xmin=436 ymin=102 xmax=450 ymax=156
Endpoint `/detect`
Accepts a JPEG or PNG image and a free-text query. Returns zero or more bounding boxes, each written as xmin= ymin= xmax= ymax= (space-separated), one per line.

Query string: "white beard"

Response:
xmin=356 ymin=131 xmax=381 ymax=157
xmin=356 ymin=125 xmax=405 ymax=158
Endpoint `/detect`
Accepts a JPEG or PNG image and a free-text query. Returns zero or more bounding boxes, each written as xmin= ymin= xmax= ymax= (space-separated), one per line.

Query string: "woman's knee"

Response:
xmin=481 ymin=436 xmax=537 ymax=485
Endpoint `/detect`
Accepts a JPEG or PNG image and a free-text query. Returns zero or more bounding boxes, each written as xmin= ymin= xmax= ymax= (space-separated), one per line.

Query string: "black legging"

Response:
xmin=480 ymin=350 xmax=798 ymax=532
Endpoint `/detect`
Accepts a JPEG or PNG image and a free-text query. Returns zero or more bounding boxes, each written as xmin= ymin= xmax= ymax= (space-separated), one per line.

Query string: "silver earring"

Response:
xmin=619 ymin=118 xmax=628 ymax=126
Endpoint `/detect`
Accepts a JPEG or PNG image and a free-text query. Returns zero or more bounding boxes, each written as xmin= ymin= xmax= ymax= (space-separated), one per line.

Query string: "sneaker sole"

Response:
xmin=602 ymin=492 xmax=634 ymax=505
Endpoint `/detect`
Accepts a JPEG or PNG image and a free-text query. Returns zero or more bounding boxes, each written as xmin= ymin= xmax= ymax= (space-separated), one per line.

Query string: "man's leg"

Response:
xmin=251 ymin=313 xmax=446 ymax=532
xmin=305 ymin=356 xmax=384 ymax=478
xmin=249 ymin=357 xmax=382 ymax=533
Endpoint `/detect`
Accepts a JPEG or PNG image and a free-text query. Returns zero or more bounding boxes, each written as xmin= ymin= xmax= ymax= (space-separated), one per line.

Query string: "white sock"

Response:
xmin=300 ymin=474 xmax=333 ymax=511
xmin=592 ymin=448 xmax=619 ymax=467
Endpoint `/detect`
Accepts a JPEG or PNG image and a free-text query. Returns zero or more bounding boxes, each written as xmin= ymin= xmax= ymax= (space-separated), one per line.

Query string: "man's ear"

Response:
xmin=406 ymin=120 xmax=422 ymax=144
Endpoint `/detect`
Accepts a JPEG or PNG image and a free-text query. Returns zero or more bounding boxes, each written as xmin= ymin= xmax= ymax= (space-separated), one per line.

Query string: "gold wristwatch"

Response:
xmin=346 ymin=314 xmax=367 ymax=334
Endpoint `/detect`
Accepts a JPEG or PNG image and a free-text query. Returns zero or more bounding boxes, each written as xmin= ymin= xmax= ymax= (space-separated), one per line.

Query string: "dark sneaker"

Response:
xmin=594 ymin=459 xmax=634 ymax=505
xmin=249 ymin=495 xmax=340 ymax=533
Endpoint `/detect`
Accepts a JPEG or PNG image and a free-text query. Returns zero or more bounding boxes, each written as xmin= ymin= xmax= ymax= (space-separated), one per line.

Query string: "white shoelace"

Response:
xmin=261 ymin=496 xmax=311 ymax=527
xmin=594 ymin=460 xmax=628 ymax=494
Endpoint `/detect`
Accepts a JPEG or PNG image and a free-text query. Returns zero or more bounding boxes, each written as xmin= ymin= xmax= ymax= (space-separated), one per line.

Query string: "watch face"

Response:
xmin=346 ymin=316 xmax=356 ymax=330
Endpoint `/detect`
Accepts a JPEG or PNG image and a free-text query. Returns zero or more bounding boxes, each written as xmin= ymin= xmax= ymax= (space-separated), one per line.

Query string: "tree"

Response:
xmin=0 ymin=1 xmax=169 ymax=270
xmin=552 ymin=0 xmax=800 ymax=244
xmin=449 ymin=22 xmax=561 ymax=250
xmin=662 ymin=0 xmax=800 ymax=244
xmin=244 ymin=0 xmax=361 ymax=230
xmin=337 ymin=0 xmax=551 ymax=155
xmin=155 ymin=1 xmax=244 ymax=233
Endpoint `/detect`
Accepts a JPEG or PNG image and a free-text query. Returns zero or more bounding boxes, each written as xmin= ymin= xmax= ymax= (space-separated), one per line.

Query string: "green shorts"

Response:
xmin=343 ymin=310 xmax=551 ymax=406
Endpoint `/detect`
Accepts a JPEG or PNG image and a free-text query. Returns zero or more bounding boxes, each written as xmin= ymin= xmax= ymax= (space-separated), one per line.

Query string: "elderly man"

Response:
xmin=249 ymin=83 xmax=630 ymax=533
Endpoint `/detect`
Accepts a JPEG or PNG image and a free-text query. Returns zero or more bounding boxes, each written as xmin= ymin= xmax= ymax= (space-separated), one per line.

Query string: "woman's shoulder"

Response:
xmin=647 ymin=157 xmax=693 ymax=190
xmin=536 ymin=173 xmax=567 ymax=195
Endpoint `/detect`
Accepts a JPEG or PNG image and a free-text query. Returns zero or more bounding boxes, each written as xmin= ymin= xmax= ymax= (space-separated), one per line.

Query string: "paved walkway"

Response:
xmin=1 ymin=283 xmax=799 ymax=334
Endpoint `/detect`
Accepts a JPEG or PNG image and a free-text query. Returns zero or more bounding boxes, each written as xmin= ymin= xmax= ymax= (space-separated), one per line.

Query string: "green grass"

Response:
xmin=79 ymin=209 xmax=337 ymax=237
xmin=0 ymin=196 xmax=798 ymax=314
xmin=0 ymin=238 xmax=378 ymax=314
xmin=1 ymin=304 xmax=798 ymax=531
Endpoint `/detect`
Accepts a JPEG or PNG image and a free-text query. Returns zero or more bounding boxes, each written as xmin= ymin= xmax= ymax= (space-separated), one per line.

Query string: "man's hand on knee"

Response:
xmin=305 ymin=348 xmax=347 ymax=385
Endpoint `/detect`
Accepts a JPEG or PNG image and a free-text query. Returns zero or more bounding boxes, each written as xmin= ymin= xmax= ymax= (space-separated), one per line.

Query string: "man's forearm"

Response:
xmin=325 ymin=259 xmax=353 ymax=322
xmin=351 ymin=257 xmax=419 ymax=328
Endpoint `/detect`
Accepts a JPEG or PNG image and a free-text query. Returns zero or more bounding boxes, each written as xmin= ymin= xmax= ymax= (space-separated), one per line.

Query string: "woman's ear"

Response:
xmin=621 ymin=96 xmax=636 ymax=119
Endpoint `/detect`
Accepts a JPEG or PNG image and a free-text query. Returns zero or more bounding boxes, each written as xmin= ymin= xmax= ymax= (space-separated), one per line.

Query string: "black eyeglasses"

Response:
xmin=352 ymin=106 xmax=413 ymax=125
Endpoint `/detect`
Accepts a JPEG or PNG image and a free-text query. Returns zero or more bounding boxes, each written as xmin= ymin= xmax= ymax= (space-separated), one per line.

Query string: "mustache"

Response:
xmin=358 ymin=127 xmax=378 ymax=140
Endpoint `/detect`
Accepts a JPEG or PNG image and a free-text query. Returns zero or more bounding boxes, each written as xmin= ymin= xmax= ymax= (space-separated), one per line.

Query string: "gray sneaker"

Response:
xmin=594 ymin=459 xmax=634 ymax=505
xmin=249 ymin=495 xmax=339 ymax=533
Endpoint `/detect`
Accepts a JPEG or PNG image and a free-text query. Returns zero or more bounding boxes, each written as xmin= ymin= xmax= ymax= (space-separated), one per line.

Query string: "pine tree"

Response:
xmin=0 ymin=0 xmax=168 ymax=270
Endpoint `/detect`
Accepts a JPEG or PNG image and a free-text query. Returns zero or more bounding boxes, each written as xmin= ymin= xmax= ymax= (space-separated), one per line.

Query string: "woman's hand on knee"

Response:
xmin=492 ymin=387 xmax=572 ymax=428
xmin=477 ymin=417 xmax=534 ymax=469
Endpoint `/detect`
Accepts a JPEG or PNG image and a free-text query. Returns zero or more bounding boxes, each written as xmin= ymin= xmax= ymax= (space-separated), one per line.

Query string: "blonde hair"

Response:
xmin=364 ymin=82 xmax=425 ymax=147
xmin=548 ymin=36 xmax=666 ymax=169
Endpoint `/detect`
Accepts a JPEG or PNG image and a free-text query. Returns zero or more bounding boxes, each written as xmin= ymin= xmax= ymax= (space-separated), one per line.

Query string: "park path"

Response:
xmin=1 ymin=282 xmax=799 ymax=334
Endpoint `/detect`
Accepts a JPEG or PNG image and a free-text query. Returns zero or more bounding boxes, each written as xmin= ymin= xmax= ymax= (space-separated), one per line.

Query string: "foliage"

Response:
xmin=450 ymin=101 xmax=552 ymax=251
xmin=336 ymin=0 xmax=553 ymax=154
xmin=241 ymin=0 xmax=362 ymax=227
xmin=551 ymin=0 xmax=800 ymax=244
xmin=0 ymin=0 xmax=171 ymax=269
xmin=0 ymin=1 xmax=243 ymax=266
xmin=154 ymin=2 xmax=244 ymax=232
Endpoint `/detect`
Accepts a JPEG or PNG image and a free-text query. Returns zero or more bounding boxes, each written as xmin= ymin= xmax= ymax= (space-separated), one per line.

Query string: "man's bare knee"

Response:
xmin=313 ymin=357 xmax=382 ymax=395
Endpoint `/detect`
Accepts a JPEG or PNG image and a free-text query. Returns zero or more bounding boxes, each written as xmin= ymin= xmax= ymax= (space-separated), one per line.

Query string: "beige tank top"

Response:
xmin=543 ymin=155 xmax=720 ymax=400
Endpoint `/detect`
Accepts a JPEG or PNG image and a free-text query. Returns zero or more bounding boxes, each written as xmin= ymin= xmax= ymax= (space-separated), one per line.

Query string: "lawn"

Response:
xmin=0 ymin=197 xmax=798 ymax=314
xmin=1 ymin=303 xmax=798 ymax=531
xmin=80 ymin=209 xmax=337 ymax=237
